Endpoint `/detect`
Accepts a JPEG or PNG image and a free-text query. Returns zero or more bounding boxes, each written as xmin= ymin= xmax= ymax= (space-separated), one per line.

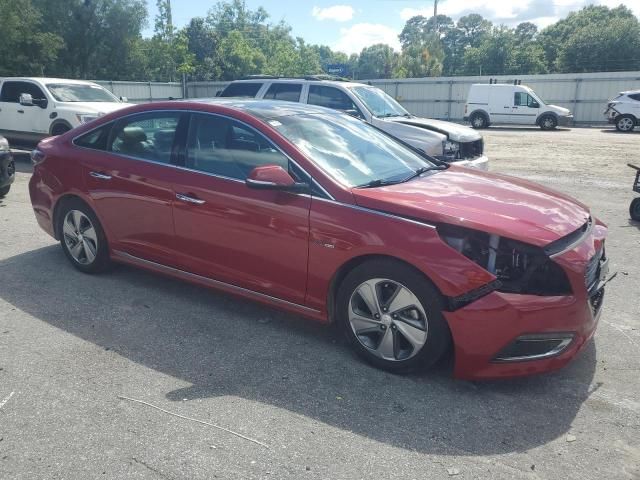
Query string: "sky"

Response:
xmin=145 ymin=0 xmax=640 ymax=55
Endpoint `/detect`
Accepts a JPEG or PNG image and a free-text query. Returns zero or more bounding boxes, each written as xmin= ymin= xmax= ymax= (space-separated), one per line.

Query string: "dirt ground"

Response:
xmin=0 ymin=126 xmax=639 ymax=479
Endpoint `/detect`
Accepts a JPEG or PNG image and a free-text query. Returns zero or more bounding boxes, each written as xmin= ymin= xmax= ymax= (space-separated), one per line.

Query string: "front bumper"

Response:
xmin=450 ymin=154 xmax=489 ymax=171
xmin=0 ymin=151 xmax=15 ymax=188
xmin=558 ymin=114 xmax=573 ymax=127
xmin=444 ymin=220 xmax=607 ymax=380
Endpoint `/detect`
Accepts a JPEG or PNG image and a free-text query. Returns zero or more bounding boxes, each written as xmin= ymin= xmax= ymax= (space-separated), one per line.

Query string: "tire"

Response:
xmin=51 ymin=124 xmax=71 ymax=136
xmin=630 ymin=198 xmax=640 ymax=222
xmin=469 ymin=112 xmax=488 ymax=129
xmin=336 ymin=258 xmax=451 ymax=373
xmin=57 ymin=198 xmax=111 ymax=273
xmin=539 ymin=115 xmax=557 ymax=130
xmin=0 ymin=185 xmax=9 ymax=197
xmin=616 ymin=115 xmax=635 ymax=133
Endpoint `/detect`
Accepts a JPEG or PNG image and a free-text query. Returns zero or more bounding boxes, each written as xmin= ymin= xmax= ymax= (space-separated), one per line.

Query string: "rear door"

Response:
xmin=488 ymin=87 xmax=514 ymax=124
xmin=78 ymin=110 xmax=186 ymax=265
xmin=218 ymin=82 xmax=265 ymax=98
xmin=170 ymin=112 xmax=311 ymax=304
xmin=262 ymin=83 xmax=303 ymax=102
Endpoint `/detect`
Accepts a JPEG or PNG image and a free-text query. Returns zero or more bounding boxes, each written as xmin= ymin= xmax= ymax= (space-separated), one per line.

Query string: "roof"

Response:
xmin=227 ymin=77 xmax=370 ymax=88
xmin=0 ymin=77 xmax=101 ymax=85
xmin=180 ymin=98 xmax=345 ymax=120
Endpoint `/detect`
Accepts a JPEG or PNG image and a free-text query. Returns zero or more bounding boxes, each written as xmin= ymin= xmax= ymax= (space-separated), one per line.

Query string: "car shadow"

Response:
xmin=11 ymin=150 xmax=33 ymax=174
xmin=600 ymin=128 xmax=640 ymax=134
xmin=484 ymin=126 xmax=571 ymax=132
xmin=0 ymin=246 xmax=598 ymax=456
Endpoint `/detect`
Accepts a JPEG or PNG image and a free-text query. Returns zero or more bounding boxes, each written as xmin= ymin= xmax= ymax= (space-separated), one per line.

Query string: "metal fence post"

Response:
xmin=148 ymin=82 xmax=153 ymax=102
xmin=573 ymin=78 xmax=582 ymax=123
xmin=447 ymin=80 xmax=453 ymax=120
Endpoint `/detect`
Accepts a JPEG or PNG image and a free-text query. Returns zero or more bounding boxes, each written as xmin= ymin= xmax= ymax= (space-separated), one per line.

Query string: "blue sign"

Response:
xmin=325 ymin=63 xmax=349 ymax=77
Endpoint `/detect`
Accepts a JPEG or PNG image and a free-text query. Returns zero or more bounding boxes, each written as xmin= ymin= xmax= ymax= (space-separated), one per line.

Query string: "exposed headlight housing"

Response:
xmin=440 ymin=140 xmax=460 ymax=161
xmin=0 ymin=137 xmax=9 ymax=152
xmin=76 ymin=113 xmax=102 ymax=124
xmin=437 ymin=224 xmax=572 ymax=296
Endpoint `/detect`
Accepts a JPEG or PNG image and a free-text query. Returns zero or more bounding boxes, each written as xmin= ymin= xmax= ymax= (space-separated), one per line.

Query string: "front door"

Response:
xmin=170 ymin=112 xmax=311 ymax=305
xmin=79 ymin=111 xmax=186 ymax=265
xmin=511 ymin=91 xmax=539 ymax=125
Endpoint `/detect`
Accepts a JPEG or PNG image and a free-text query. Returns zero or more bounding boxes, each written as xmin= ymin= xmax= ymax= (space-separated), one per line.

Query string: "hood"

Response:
xmin=384 ymin=116 xmax=482 ymax=143
xmin=57 ymin=101 xmax=133 ymax=115
xmin=351 ymin=167 xmax=590 ymax=247
xmin=548 ymin=104 xmax=571 ymax=116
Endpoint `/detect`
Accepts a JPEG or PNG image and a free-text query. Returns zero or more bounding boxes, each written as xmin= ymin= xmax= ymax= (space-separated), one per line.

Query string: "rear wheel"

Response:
xmin=0 ymin=185 xmax=9 ymax=197
xmin=616 ymin=115 xmax=635 ymax=132
xmin=630 ymin=198 xmax=640 ymax=221
xmin=470 ymin=112 xmax=488 ymax=129
xmin=539 ymin=115 xmax=557 ymax=130
xmin=337 ymin=259 xmax=451 ymax=373
xmin=57 ymin=198 xmax=111 ymax=273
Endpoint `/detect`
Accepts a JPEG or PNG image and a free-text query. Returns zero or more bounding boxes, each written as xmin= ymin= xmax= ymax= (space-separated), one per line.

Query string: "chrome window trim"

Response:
xmin=71 ymin=108 xmax=336 ymax=200
xmin=113 ymin=250 xmax=321 ymax=314
xmin=311 ymin=195 xmax=436 ymax=230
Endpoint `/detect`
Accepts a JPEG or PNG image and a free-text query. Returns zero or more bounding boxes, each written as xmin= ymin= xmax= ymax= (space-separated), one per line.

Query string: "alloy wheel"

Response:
xmin=618 ymin=117 xmax=634 ymax=132
xmin=62 ymin=210 xmax=98 ymax=265
xmin=348 ymin=278 xmax=428 ymax=361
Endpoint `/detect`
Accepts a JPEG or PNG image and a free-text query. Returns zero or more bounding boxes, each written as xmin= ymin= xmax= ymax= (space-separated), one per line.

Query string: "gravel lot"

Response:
xmin=1 ymin=127 xmax=639 ymax=479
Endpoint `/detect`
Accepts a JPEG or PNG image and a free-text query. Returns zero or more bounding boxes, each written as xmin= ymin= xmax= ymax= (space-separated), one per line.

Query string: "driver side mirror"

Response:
xmin=530 ymin=100 xmax=540 ymax=108
xmin=345 ymin=109 xmax=363 ymax=119
xmin=120 ymin=96 xmax=128 ymax=102
xmin=19 ymin=93 xmax=34 ymax=106
xmin=245 ymin=165 xmax=308 ymax=192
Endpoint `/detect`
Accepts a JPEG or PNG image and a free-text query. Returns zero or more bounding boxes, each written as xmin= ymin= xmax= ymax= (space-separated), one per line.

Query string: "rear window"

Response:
xmin=263 ymin=83 xmax=302 ymax=102
xmin=219 ymin=82 xmax=263 ymax=98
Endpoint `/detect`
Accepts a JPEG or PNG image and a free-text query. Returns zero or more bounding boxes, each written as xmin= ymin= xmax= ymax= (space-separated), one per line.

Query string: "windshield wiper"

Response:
xmin=355 ymin=178 xmax=404 ymax=189
xmin=401 ymin=165 xmax=448 ymax=182
xmin=378 ymin=113 xmax=402 ymax=118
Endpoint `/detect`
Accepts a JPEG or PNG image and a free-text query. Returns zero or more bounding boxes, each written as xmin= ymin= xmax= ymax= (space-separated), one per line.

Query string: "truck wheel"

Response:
xmin=616 ymin=115 xmax=635 ymax=133
xmin=51 ymin=124 xmax=71 ymax=136
xmin=630 ymin=198 xmax=640 ymax=221
xmin=539 ymin=115 xmax=557 ymax=130
xmin=469 ymin=112 xmax=488 ymax=129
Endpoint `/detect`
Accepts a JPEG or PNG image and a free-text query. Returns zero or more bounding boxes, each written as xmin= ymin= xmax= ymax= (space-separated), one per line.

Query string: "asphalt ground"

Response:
xmin=0 ymin=126 xmax=639 ymax=479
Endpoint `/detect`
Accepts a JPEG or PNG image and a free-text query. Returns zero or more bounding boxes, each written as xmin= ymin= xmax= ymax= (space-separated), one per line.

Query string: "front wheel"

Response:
xmin=57 ymin=198 xmax=111 ymax=273
xmin=616 ymin=115 xmax=636 ymax=132
xmin=539 ymin=115 xmax=558 ymax=130
xmin=337 ymin=259 xmax=451 ymax=373
xmin=630 ymin=198 xmax=640 ymax=221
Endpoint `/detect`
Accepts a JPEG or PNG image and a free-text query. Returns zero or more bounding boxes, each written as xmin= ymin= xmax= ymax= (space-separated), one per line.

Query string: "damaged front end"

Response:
xmin=438 ymin=224 xmax=573 ymax=311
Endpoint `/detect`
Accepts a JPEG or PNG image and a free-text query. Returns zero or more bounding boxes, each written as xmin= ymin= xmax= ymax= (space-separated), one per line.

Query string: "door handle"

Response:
xmin=176 ymin=193 xmax=205 ymax=205
xmin=89 ymin=171 xmax=112 ymax=180
xmin=17 ymin=110 xmax=24 ymax=114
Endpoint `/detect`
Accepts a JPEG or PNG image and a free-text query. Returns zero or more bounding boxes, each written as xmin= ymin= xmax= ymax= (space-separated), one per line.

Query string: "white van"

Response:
xmin=0 ymin=77 xmax=132 ymax=147
xmin=464 ymin=83 xmax=573 ymax=130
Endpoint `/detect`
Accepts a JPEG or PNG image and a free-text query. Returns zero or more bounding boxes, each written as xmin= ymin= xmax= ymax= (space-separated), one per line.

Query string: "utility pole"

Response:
xmin=434 ymin=0 xmax=439 ymax=33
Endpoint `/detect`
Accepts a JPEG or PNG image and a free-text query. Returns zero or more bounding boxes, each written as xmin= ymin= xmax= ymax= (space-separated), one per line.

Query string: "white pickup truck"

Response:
xmin=0 ymin=77 xmax=131 ymax=147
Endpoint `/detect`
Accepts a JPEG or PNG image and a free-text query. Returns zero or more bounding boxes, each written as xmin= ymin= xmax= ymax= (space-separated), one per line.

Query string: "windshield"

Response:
xmin=46 ymin=84 xmax=120 ymax=103
xmin=351 ymin=86 xmax=410 ymax=118
xmin=270 ymin=113 xmax=435 ymax=188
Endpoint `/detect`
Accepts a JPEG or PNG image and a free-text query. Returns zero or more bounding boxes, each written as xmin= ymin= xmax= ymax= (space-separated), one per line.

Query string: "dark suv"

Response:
xmin=0 ymin=135 xmax=14 ymax=197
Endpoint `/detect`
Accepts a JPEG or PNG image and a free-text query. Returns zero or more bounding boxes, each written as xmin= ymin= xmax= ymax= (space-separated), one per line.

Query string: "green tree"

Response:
xmin=357 ymin=44 xmax=398 ymax=79
xmin=0 ymin=0 xmax=63 ymax=76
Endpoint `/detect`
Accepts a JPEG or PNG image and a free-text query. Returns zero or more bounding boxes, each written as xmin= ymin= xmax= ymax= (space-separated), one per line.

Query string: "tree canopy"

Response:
xmin=0 ymin=1 xmax=638 ymax=81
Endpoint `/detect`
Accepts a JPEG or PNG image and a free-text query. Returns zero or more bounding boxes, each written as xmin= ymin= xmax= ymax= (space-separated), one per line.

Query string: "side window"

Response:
xmin=110 ymin=112 xmax=182 ymax=163
xmin=514 ymin=92 xmax=526 ymax=106
xmin=263 ymin=83 xmax=303 ymax=102
xmin=308 ymin=85 xmax=358 ymax=112
xmin=628 ymin=93 xmax=640 ymax=101
xmin=219 ymin=82 xmax=263 ymax=98
xmin=74 ymin=123 xmax=112 ymax=151
xmin=186 ymin=113 xmax=289 ymax=180
xmin=0 ymin=81 xmax=46 ymax=102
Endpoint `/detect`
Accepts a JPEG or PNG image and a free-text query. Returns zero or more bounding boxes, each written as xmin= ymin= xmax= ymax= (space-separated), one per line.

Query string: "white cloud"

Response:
xmin=311 ymin=5 xmax=355 ymax=22
xmin=399 ymin=1 xmax=640 ymax=27
xmin=334 ymin=23 xmax=401 ymax=55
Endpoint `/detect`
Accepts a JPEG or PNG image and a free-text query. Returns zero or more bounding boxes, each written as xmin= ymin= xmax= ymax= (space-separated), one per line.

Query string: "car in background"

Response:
xmin=465 ymin=83 xmax=573 ymax=130
xmin=0 ymin=77 xmax=132 ymax=147
xmin=219 ymin=76 xmax=489 ymax=170
xmin=0 ymin=135 xmax=15 ymax=197
xmin=29 ymin=99 xmax=609 ymax=380
xmin=604 ymin=90 xmax=640 ymax=132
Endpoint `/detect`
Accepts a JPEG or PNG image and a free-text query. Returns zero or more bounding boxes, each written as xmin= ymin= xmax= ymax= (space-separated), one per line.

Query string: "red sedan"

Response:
xmin=29 ymin=100 xmax=609 ymax=379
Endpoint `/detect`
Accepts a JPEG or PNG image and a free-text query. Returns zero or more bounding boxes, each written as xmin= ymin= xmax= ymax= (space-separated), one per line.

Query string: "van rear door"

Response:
xmin=488 ymin=86 xmax=514 ymax=124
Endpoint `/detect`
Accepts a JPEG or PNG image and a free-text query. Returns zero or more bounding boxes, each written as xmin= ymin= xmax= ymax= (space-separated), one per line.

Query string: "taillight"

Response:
xmin=31 ymin=149 xmax=45 ymax=165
